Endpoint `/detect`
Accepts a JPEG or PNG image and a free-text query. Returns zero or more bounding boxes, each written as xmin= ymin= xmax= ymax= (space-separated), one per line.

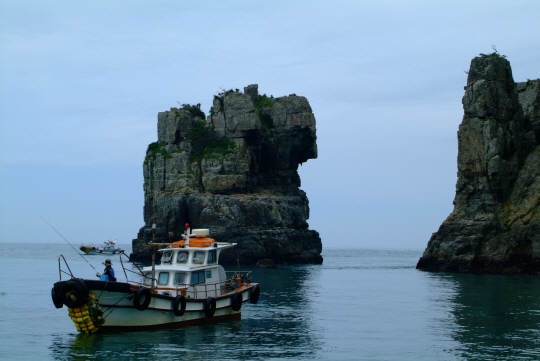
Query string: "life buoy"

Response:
xmin=134 ymin=287 xmax=152 ymax=311
xmin=204 ymin=296 xmax=216 ymax=318
xmin=173 ymin=237 xmax=214 ymax=248
xmin=231 ymin=292 xmax=242 ymax=311
xmin=172 ymin=295 xmax=187 ymax=316
xmin=51 ymin=287 xmax=63 ymax=309
xmin=62 ymin=278 xmax=89 ymax=308
xmin=249 ymin=284 xmax=260 ymax=304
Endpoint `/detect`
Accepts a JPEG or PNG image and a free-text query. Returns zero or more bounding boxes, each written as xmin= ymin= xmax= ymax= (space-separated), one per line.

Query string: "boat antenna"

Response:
xmin=41 ymin=217 xmax=100 ymax=274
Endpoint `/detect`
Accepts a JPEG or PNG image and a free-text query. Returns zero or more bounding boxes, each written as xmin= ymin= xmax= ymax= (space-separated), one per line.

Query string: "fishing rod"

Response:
xmin=41 ymin=217 xmax=100 ymax=274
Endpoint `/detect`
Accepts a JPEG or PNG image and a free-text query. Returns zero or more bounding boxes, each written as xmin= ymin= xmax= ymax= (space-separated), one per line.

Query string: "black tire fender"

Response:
xmin=204 ymin=296 xmax=216 ymax=318
xmin=51 ymin=287 xmax=63 ymax=309
xmin=62 ymin=278 xmax=89 ymax=308
xmin=249 ymin=284 xmax=260 ymax=304
xmin=172 ymin=295 xmax=186 ymax=317
xmin=231 ymin=292 xmax=242 ymax=311
xmin=134 ymin=287 xmax=152 ymax=311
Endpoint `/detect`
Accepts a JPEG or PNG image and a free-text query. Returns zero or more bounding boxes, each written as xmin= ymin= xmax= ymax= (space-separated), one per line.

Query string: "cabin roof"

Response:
xmin=157 ymin=242 xmax=236 ymax=252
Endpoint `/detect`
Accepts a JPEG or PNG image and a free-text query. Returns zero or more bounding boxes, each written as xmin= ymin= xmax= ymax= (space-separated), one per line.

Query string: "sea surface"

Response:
xmin=1 ymin=243 xmax=540 ymax=360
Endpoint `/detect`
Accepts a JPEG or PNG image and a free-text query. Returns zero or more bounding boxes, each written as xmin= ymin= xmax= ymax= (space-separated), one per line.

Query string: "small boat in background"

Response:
xmin=79 ymin=240 xmax=124 ymax=255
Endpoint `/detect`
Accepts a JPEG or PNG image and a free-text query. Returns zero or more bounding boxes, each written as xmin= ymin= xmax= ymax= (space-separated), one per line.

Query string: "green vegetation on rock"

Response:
xmin=202 ymin=138 xmax=236 ymax=159
xmin=185 ymin=120 xmax=236 ymax=162
xmin=479 ymin=45 xmax=507 ymax=59
xmin=254 ymin=93 xmax=274 ymax=109
xmin=186 ymin=120 xmax=208 ymax=143
xmin=145 ymin=142 xmax=172 ymax=162
xmin=254 ymin=93 xmax=274 ymax=129
xmin=213 ymin=88 xmax=240 ymax=108
xmin=175 ymin=103 xmax=206 ymax=119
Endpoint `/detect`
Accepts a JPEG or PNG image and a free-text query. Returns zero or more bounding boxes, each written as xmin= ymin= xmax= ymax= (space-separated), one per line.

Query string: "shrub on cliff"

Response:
xmin=186 ymin=121 xmax=236 ymax=161
xmin=213 ymin=88 xmax=240 ymax=108
xmin=254 ymin=93 xmax=274 ymax=129
xmin=202 ymin=138 xmax=236 ymax=159
xmin=177 ymin=103 xmax=206 ymax=119
xmin=253 ymin=93 xmax=274 ymax=109
xmin=145 ymin=142 xmax=172 ymax=162
xmin=479 ymin=45 xmax=507 ymax=59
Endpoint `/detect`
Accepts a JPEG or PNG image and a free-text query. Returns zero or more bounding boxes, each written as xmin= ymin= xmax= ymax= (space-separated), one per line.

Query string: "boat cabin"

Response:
xmin=141 ymin=230 xmax=235 ymax=299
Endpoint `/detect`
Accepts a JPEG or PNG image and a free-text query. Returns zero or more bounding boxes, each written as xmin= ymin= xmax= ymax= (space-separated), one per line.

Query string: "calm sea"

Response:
xmin=1 ymin=243 xmax=539 ymax=360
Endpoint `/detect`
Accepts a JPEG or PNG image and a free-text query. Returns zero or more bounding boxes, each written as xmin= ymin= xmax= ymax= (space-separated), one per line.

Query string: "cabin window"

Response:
xmin=143 ymin=272 xmax=152 ymax=286
xmin=158 ymin=272 xmax=169 ymax=285
xmin=193 ymin=251 xmax=205 ymax=264
xmin=162 ymin=251 xmax=173 ymax=263
xmin=174 ymin=272 xmax=186 ymax=285
xmin=177 ymin=251 xmax=188 ymax=263
xmin=206 ymin=270 xmax=212 ymax=279
xmin=190 ymin=270 xmax=205 ymax=285
xmin=208 ymin=250 xmax=217 ymax=264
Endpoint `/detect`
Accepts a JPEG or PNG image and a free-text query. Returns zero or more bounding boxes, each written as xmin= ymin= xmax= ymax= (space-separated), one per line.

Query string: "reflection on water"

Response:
xmin=49 ymin=266 xmax=323 ymax=360
xmin=426 ymin=272 xmax=540 ymax=360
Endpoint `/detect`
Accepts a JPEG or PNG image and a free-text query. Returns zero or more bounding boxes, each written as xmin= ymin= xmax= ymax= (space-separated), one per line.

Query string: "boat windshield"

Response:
xmin=143 ymin=272 xmax=152 ymax=286
xmin=193 ymin=251 xmax=205 ymax=264
xmin=174 ymin=272 xmax=186 ymax=285
xmin=208 ymin=250 xmax=217 ymax=264
xmin=158 ymin=272 xmax=169 ymax=285
xmin=190 ymin=270 xmax=205 ymax=285
xmin=162 ymin=251 xmax=173 ymax=263
xmin=177 ymin=251 xmax=188 ymax=263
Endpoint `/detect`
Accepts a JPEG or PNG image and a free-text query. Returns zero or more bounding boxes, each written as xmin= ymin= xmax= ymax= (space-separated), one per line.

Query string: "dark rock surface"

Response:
xmin=131 ymin=85 xmax=322 ymax=265
xmin=417 ymin=55 xmax=540 ymax=274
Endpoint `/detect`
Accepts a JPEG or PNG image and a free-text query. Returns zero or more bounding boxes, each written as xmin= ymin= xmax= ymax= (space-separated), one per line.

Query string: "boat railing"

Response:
xmin=119 ymin=253 xmax=148 ymax=285
xmin=56 ymin=252 xmax=150 ymax=285
xmin=225 ymin=271 xmax=252 ymax=284
xmin=58 ymin=254 xmax=74 ymax=281
xmin=175 ymin=271 xmax=252 ymax=298
xmin=175 ymin=280 xmax=229 ymax=299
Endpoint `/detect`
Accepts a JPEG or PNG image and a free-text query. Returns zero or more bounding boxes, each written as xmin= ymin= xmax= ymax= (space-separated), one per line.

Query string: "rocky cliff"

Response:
xmin=131 ymin=85 xmax=322 ymax=265
xmin=417 ymin=54 xmax=540 ymax=274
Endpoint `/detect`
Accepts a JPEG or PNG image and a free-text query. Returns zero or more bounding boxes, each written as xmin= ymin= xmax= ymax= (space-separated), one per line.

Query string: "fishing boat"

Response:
xmin=52 ymin=225 xmax=260 ymax=333
xmin=79 ymin=240 xmax=124 ymax=255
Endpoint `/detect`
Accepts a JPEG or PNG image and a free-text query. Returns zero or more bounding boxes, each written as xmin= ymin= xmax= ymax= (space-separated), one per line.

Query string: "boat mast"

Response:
xmin=151 ymin=223 xmax=156 ymax=289
xmin=184 ymin=223 xmax=191 ymax=246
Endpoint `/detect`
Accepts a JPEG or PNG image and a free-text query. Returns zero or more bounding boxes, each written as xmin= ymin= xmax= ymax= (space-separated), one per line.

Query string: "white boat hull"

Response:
xmin=98 ymin=302 xmax=242 ymax=331
xmin=67 ymin=280 xmax=257 ymax=332
xmin=84 ymin=249 xmax=124 ymax=255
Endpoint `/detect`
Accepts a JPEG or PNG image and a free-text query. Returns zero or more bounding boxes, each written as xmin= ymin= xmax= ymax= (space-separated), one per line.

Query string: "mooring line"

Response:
xmin=102 ymin=293 xmax=130 ymax=318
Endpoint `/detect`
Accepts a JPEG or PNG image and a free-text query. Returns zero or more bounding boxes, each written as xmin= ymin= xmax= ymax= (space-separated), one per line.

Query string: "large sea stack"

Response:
xmin=417 ymin=54 xmax=540 ymax=274
xmin=131 ymin=85 xmax=322 ymax=265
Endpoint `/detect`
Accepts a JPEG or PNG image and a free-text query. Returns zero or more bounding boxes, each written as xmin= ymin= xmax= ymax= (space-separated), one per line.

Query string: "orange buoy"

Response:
xmin=172 ymin=238 xmax=215 ymax=248
xmin=172 ymin=240 xmax=185 ymax=248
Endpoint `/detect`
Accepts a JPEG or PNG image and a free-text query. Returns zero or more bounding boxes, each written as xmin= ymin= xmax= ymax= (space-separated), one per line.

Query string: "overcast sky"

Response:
xmin=1 ymin=1 xmax=539 ymax=250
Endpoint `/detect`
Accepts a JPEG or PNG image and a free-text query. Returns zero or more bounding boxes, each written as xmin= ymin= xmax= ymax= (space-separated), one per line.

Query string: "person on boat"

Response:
xmin=97 ymin=259 xmax=117 ymax=281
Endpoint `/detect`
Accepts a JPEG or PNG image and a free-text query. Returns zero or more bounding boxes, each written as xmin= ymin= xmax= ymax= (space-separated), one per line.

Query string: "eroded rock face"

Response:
xmin=131 ymin=85 xmax=322 ymax=265
xmin=417 ymin=56 xmax=540 ymax=274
